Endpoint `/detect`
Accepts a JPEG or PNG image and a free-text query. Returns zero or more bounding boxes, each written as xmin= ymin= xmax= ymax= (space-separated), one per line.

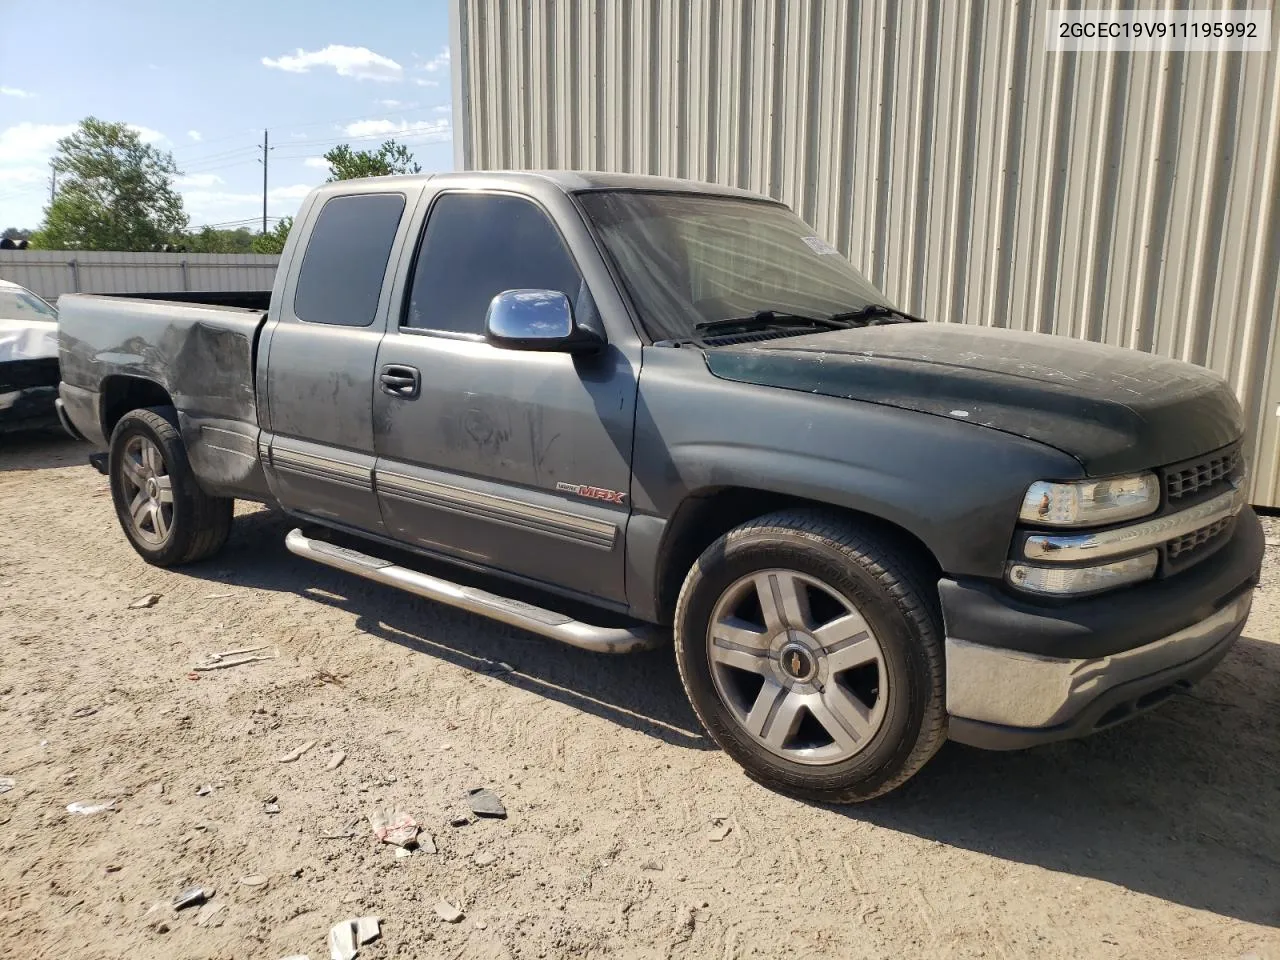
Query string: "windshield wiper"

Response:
xmin=693 ymin=310 xmax=849 ymax=337
xmin=827 ymin=303 xmax=923 ymax=325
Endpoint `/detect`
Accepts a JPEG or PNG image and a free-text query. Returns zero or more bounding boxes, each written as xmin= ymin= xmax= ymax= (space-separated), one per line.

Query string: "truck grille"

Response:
xmin=1165 ymin=515 xmax=1234 ymax=564
xmin=1165 ymin=447 xmax=1242 ymax=502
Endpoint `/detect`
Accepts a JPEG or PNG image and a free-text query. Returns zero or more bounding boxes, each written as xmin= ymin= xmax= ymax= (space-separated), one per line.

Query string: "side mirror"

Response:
xmin=484 ymin=289 xmax=604 ymax=354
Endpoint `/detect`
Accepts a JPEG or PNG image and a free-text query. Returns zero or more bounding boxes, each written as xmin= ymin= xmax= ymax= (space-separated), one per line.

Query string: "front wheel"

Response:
xmin=108 ymin=406 xmax=233 ymax=566
xmin=673 ymin=510 xmax=946 ymax=803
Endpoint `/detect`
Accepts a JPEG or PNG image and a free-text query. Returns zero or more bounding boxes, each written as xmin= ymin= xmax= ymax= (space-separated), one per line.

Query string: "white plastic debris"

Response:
xmin=129 ymin=593 xmax=161 ymax=609
xmin=66 ymin=799 xmax=117 ymax=815
xmin=276 ymin=740 xmax=317 ymax=763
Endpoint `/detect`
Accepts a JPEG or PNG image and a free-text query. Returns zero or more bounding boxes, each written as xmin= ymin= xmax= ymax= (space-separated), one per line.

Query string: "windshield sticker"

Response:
xmin=801 ymin=235 xmax=840 ymax=256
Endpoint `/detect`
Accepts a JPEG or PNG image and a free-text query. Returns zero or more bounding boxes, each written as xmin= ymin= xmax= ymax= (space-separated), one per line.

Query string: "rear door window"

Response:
xmin=293 ymin=193 xmax=406 ymax=326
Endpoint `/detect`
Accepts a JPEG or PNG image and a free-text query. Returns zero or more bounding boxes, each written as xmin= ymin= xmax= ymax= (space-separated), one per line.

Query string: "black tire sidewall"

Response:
xmin=108 ymin=408 xmax=200 ymax=566
xmin=676 ymin=525 xmax=936 ymax=801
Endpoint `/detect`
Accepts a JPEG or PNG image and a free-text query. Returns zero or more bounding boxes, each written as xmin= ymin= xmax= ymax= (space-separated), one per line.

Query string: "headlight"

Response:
xmin=1007 ymin=551 xmax=1158 ymax=596
xmin=1019 ymin=473 xmax=1159 ymax=526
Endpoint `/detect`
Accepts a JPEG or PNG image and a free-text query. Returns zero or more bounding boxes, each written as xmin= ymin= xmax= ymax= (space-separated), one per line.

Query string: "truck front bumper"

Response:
xmin=942 ymin=507 xmax=1263 ymax=750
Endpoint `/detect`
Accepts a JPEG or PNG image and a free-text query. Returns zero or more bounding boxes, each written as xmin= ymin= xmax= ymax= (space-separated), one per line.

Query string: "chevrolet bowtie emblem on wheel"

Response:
xmin=789 ymin=651 xmax=802 ymax=675
xmin=556 ymin=481 xmax=626 ymax=505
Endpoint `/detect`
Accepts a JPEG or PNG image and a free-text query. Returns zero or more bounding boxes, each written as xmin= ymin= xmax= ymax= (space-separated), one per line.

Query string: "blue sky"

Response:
xmin=0 ymin=0 xmax=454 ymax=232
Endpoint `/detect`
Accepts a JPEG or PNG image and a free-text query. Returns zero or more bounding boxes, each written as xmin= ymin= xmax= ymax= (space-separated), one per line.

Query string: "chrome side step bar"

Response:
xmin=284 ymin=528 xmax=665 ymax=655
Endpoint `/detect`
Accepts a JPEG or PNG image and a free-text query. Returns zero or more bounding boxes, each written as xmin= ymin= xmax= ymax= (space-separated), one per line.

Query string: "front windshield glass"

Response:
xmin=0 ymin=287 xmax=57 ymax=322
xmin=577 ymin=191 xmax=887 ymax=342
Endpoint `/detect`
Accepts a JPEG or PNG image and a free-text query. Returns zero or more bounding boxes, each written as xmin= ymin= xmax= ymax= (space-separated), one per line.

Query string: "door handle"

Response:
xmin=379 ymin=364 xmax=421 ymax=399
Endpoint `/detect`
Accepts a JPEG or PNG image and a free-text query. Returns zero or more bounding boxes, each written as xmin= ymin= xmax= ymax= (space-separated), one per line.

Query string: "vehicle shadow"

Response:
xmin=191 ymin=508 xmax=710 ymax=751
xmin=0 ymin=430 xmax=86 ymax=472
xmin=194 ymin=508 xmax=1280 ymax=926
xmin=855 ymin=630 xmax=1280 ymax=927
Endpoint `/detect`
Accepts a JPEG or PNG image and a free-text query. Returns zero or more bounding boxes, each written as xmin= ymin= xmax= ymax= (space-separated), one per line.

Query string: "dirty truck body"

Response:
xmin=57 ymin=172 xmax=1263 ymax=801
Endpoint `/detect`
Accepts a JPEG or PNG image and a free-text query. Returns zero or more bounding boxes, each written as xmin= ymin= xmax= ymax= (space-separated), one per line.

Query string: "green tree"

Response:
xmin=251 ymin=217 xmax=292 ymax=255
xmin=185 ymin=226 xmax=257 ymax=254
xmin=323 ymin=140 xmax=421 ymax=181
xmin=30 ymin=117 xmax=188 ymax=251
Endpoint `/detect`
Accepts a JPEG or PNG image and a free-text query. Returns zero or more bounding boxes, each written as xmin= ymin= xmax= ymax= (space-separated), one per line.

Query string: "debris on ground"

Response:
xmin=473 ymin=850 xmax=496 ymax=867
xmin=194 ymin=645 xmax=278 ymax=671
xmin=467 ymin=788 xmax=507 ymax=819
xmin=239 ymin=874 xmax=268 ymax=887
xmin=326 ymin=751 xmax=346 ymax=771
xmin=318 ymin=830 xmax=357 ymax=840
xmin=196 ymin=784 xmax=215 ymax=796
xmin=263 ymin=797 xmax=281 ymax=815
xmin=479 ymin=659 xmax=514 ymax=676
xmin=434 ymin=900 xmax=465 ymax=923
xmin=0 ymin=776 xmax=13 ymax=794
xmin=143 ymin=901 xmax=175 ymax=933
xmin=449 ymin=815 xmax=470 ymax=828
xmin=195 ymin=901 xmax=226 ymax=928
xmin=706 ymin=819 xmax=732 ymax=842
xmin=394 ymin=846 xmax=412 ymax=860
xmin=313 ymin=670 xmax=345 ymax=686
xmin=419 ymin=833 xmax=437 ymax=854
xmin=275 ymin=740 xmax=317 ymax=763
xmin=104 ymin=864 xmax=122 ymax=874
xmin=641 ymin=859 xmax=663 ymax=871
xmin=69 ymin=706 xmax=98 ymax=718
xmin=203 ymin=592 xmax=233 ymax=599
xmin=327 ymin=915 xmax=380 ymax=960
xmin=129 ymin=593 xmax=161 ymax=609
xmin=368 ymin=807 xmax=419 ymax=848
xmin=66 ymin=799 xmax=117 ymax=815
xmin=172 ymin=886 xmax=209 ymax=910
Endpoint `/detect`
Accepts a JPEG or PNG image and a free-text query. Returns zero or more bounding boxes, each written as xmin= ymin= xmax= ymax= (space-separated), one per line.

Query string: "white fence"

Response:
xmin=0 ymin=251 xmax=279 ymax=301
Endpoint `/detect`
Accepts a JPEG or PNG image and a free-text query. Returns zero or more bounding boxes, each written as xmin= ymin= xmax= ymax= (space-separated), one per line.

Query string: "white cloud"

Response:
xmin=0 ymin=122 xmax=77 ymax=164
xmin=342 ymin=117 xmax=450 ymax=140
xmin=0 ymin=86 xmax=34 ymax=98
xmin=187 ymin=130 xmax=202 ymax=142
xmin=177 ymin=172 xmax=223 ymax=188
xmin=433 ymin=104 xmax=451 ymax=114
xmin=127 ymin=124 xmax=166 ymax=145
xmin=376 ymin=99 xmax=406 ymax=109
xmin=303 ymin=157 xmax=329 ymax=169
xmin=413 ymin=79 xmax=439 ymax=88
xmin=262 ymin=45 xmax=402 ymax=82
xmin=422 ymin=47 xmax=450 ymax=73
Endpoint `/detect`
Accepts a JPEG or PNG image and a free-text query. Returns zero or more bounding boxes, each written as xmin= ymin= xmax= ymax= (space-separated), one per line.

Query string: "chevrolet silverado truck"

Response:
xmin=56 ymin=172 xmax=1263 ymax=801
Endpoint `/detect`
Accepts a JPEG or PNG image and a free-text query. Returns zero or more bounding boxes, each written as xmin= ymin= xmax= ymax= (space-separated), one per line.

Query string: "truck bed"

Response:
xmin=57 ymin=292 xmax=272 ymax=500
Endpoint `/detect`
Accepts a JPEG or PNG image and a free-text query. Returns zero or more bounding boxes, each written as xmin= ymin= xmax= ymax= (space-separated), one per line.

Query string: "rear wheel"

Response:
xmin=674 ymin=510 xmax=946 ymax=802
xmin=108 ymin=407 xmax=233 ymax=566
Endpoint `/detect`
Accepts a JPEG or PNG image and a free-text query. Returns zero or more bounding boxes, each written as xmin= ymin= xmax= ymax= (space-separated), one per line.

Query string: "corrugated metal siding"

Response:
xmin=0 ymin=252 xmax=279 ymax=302
xmin=454 ymin=0 xmax=1280 ymax=507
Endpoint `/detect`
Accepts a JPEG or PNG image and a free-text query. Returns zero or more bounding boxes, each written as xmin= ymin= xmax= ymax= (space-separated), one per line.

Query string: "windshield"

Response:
xmin=0 ymin=287 xmax=57 ymax=322
xmin=577 ymin=191 xmax=888 ymax=342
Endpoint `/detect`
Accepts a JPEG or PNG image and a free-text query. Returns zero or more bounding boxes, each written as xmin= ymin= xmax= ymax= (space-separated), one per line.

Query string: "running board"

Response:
xmin=284 ymin=528 xmax=664 ymax=654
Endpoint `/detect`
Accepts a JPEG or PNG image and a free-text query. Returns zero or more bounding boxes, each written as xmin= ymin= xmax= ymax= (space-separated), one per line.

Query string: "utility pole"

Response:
xmin=259 ymin=129 xmax=270 ymax=234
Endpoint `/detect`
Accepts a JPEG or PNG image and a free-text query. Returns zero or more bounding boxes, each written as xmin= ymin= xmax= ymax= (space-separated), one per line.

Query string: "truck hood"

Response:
xmin=0 ymin=318 xmax=59 ymax=364
xmin=703 ymin=324 xmax=1243 ymax=476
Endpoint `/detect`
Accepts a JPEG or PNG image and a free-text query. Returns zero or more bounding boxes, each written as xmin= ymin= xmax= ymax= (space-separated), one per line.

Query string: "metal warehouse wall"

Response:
xmin=0 ymin=251 xmax=279 ymax=302
xmin=452 ymin=0 xmax=1280 ymax=507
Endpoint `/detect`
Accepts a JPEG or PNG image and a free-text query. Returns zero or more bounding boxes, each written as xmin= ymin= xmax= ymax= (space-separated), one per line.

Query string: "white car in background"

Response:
xmin=0 ymin=278 xmax=62 ymax=434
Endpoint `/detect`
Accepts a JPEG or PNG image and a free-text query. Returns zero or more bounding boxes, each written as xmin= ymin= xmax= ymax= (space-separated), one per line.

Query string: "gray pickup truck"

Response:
xmin=56 ymin=172 xmax=1263 ymax=801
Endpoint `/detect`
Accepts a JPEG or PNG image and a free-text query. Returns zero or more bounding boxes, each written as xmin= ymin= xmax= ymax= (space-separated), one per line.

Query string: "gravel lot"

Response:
xmin=2 ymin=431 xmax=1278 ymax=960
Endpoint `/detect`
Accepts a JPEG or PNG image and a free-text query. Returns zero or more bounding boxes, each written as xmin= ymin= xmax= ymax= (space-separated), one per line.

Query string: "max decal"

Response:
xmin=556 ymin=481 xmax=626 ymax=505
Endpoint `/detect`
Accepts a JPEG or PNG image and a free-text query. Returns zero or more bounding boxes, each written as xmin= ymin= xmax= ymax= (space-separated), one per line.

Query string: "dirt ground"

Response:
xmin=1 ymin=431 xmax=1278 ymax=960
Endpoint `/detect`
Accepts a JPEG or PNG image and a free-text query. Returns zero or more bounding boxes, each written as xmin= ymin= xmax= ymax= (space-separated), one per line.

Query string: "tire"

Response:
xmin=108 ymin=406 xmax=233 ymax=567
xmin=674 ymin=509 xmax=946 ymax=803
